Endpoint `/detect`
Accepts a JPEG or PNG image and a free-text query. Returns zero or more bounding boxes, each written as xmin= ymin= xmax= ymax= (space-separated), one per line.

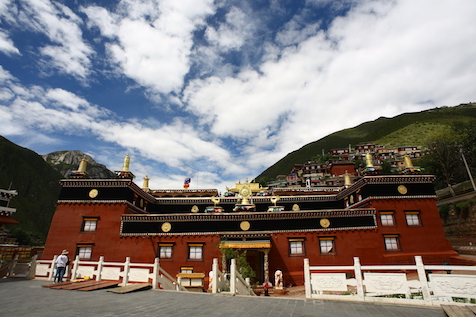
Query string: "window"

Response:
xmin=158 ymin=243 xmax=174 ymax=259
xmin=379 ymin=212 xmax=395 ymax=226
xmin=384 ymin=235 xmax=400 ymax=251
xmin=82 ymin=218 xmax=98 ymax=232
xmin=181 ymin=267 xmax=193 ymax=273
xmin=288 ymin=238 xmax=305 ymax=256
xmin=405 ymin=211 xmax=421 ymax=226
xmin=77 ymin=244 xmax=93 ymax=260
xmin=188 ymin=244 xmax=203 ymax=261
xmin=319 ymin=237 xmax=335 ymax=255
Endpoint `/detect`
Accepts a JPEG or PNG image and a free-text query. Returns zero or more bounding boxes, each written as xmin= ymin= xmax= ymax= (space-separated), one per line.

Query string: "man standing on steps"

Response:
xmin=54 ymin=250 xmax=69 ymax=283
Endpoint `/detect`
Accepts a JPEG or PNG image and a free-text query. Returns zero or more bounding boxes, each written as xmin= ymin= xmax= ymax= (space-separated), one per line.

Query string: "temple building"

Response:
xmin=42 ymin=155 xmax=466 ymax=288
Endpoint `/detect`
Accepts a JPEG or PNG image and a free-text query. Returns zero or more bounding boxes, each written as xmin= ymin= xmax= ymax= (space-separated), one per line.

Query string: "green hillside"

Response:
xmin=256 ymin=103 xmax=476 ymax=181
xmin=0 ymin=136 xmax=62 ymax=245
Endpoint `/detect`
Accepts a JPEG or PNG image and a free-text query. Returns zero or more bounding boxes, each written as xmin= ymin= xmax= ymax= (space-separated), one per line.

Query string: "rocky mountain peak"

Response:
xmin=41 ymin=150 xmax=115 ymax=179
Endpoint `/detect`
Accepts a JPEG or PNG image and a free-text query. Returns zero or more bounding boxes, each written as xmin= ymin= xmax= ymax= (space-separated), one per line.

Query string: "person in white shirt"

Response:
xmin=54 ymin=250 xmax=69 ymax=283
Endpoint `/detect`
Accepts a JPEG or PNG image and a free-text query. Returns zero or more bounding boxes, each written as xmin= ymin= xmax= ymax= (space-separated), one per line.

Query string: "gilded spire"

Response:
xmin=344 ymin=171 xmax=352 ymax=187
xmin=122 ymin=155 xmax=130 ymax=171
xmin=143 ymin=175 xmax=150 ymax=189
xmin=78 ymin=157 xmax=88 ymax=172
xmin=365 ymin=152 xmax=374 ymax=167
xmin=404 ymin=154 xmax=413 ymax=168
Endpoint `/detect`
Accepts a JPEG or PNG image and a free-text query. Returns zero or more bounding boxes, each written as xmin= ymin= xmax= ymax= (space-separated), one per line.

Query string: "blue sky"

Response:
xmin=0 ymin=0 xmax=475 ymax=191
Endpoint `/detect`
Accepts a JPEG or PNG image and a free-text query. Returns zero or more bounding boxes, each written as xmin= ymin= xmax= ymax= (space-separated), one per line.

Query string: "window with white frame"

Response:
xmin=384 ymin=235 xmax=400 ymax=251
xmin=379 ymin=212 xmax=395 ymax=226
xmin=405 ymin=211 xmax=421 ymax=226
xmin=82 ymin=218 xmax=98 ymax=232
xmin=319 ymin=237 xmax=335 ymax=255
xmin=188 ymin=244 xmax=203 ymax=261
xmin=288 ymin=238 xmax=305 ymax=256
xmin=158 ymin=243 xmax=173 ymax=259
xmin=77 ymin=245 xmax=93 ymax=259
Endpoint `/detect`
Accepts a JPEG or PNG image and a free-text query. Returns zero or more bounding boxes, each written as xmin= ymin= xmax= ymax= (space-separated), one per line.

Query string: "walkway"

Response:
xmin=0 ymin=279 xmax=445 ymax=317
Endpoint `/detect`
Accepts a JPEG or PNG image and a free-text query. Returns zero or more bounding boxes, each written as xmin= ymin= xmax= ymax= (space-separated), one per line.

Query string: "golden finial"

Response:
xmin=78 ymin=157 xmax=88 ymax=172
xmin=143 ymin=175 xmax=150 ymax=188
xmin=344 ymin=171 xmax=352 ymax=187
xmin=122 ymin=154 xmax=130 ymax=171
xmin=365 ymin=152 xmax=374 ymax=167
xmin=404 ymin=154 xmax=413 ymax=168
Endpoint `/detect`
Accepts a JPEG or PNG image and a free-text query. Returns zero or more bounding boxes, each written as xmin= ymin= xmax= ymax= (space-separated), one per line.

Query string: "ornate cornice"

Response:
xmin=120 ymin=226 xmax=378 ymax=237
xmin=59 ymin=178 xmax=157 ymax=203
xmin=337 ymin=175 xmax=435 ymax=200
xmin=348 ymin=195 xmax=436 ymax=209
xmin=0 ymin=206 xmax=16 ymax=216
xmin=121 ymin=209 xmax=375 ymax=222
xmin=57 ymin=200 xmax=147 ymax=214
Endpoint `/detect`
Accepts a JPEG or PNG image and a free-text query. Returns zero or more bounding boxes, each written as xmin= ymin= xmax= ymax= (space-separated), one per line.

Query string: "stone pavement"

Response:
xmin=0 ymin=279 xmax=446 ymax=317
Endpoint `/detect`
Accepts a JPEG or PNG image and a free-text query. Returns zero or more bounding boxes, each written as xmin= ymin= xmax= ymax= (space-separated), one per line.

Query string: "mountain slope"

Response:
xmin=0 ymin=136 xmax=62 ymax=244
xmin=256 ymin=103 xmax=476 ymax=181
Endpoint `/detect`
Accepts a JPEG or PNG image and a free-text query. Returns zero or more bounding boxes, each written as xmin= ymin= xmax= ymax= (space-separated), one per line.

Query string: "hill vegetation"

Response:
xmin=255 ymin=103 xmax=476 ymax=183
xmin=0 ymin=136 xmax=62 ymax=245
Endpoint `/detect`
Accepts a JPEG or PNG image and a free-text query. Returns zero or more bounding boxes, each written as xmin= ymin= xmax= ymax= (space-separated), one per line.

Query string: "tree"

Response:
xmin=423 ymin=127 xmax=466 ymax=194
xmin=220 ymin=248 xmax=256 ymax=282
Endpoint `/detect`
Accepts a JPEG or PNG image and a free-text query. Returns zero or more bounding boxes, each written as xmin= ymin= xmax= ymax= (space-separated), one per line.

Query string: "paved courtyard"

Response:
xmin=0 ymin=279 xmax=446 ymax=317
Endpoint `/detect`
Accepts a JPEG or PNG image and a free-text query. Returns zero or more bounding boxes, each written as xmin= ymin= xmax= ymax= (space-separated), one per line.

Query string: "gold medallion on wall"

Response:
xmin=320 ymin=218 xmax=330 ymax=228
xmin=89 ymin=189 xmax=99 ymax=198
xmin=161 ymin=222 xmax=172 ymax=232
xmin=398 ymin=185 xmax=408 ymax=195
xmin=240 ymin=221 xmax=251 ymax=231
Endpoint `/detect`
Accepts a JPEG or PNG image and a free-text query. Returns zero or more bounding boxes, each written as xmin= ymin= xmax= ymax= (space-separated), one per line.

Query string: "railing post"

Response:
xmin=230 ymin=259 xmax=236 ymax=295
xmin=304 ymin=258 xmax=311 ymax=298
xmin=212 ymin=258 xmax=219 ymax=294
xmin=415 ymin=256 xmax=432 ymax=303
xmin=28 ymin=255 xmax=38 ymax=279
xmin=354 ymin=257 xmax=364 ymax=300
xmin=123 ymin=257 xmax=131 ymax=286
xmin=97 ymin=256 xmax=104 ymax=281
xmin=49 ymin=255 xmax=58 ymax=281
xmin=71 ymin=255 xmax=80 ymax=280
xmin=152 ymin=258 xmax=160 ymax=289
xmin=9 ymin=253 xmax=19 ymax=277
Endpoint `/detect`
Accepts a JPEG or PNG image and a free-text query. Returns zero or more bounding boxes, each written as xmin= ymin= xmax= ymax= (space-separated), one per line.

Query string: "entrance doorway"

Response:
xmin=246 ymin=250 xmax=264 ymax=284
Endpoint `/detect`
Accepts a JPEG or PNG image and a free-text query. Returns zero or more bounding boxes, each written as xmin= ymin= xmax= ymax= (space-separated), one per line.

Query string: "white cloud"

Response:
xmin=17 ymin=0 xmax=94 ymax=81
xmin=83 ymin=0 xmax=215 ymax=94
xmin=205 ymin=6 xmax=252 ymax=51
xmin=183 ymin=0 xmax=476 ymax=169
xmin=0 ymin=30 xmax=20 ymax=55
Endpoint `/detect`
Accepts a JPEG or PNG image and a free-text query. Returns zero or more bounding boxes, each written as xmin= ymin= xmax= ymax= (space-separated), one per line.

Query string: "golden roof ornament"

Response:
xmin=239 ymin=181 xmax=252 ymax=205
xmin=122 ymin=154 xmax=130 ymax=171
xmin=365 ymin=152 xmax=374 ymax=167
xmin=78 ymin=157 xmax=88 ymax=172
xmin=404 ymin=154 xmax=413 ymax=168
xmin=344 ymin=171 xmax=352 ymax=187
xmin=143 ymin=175 xmax=150 ymax=189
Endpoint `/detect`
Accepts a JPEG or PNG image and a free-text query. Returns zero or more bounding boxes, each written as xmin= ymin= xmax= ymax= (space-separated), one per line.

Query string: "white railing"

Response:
xmin=211 ymin=258 xmax=229 ymax=294
xmin=35 ymin=256 xmax=186 ymax=291
xmin=304 ymin=256 xmax=476 ymax=306
xmin=210 ymin=258 xmax=255 ymax=296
